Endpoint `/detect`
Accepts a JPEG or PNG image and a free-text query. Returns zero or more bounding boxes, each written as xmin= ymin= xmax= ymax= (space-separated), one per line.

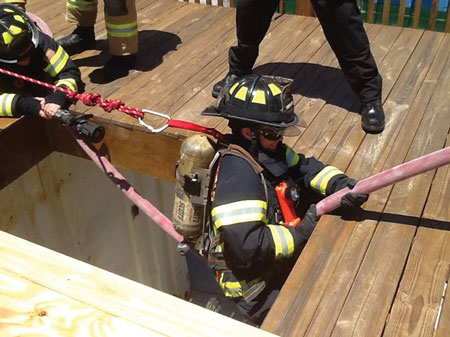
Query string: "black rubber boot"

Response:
xmin=57 ymin=26 xmax=95 ymax=55
xmin=211 ymin=73 xmax=241 ymax=98
xmin=361 ymin=99 xmax=385 ymax=134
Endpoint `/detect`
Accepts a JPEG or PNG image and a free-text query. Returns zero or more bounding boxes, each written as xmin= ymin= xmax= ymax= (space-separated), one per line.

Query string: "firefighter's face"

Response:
xmin=258 ymin=133 xmax=283 ymax=152
xmin=241 ymin=126 xmax=284 ymax=152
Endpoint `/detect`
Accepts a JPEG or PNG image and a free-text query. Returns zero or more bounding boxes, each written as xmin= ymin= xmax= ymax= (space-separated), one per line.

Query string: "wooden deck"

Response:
xmin=1 ymin=0 xmax=450 ymax=336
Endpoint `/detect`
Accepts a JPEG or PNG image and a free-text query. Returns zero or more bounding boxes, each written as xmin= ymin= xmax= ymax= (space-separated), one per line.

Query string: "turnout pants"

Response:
xmin=229 ymin=0 xmax=382 ymax=104
xmin=65 ymin=0 xmax=138 ymax=55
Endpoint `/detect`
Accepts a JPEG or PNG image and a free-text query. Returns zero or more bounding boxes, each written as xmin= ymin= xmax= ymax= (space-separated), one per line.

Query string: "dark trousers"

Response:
xmin=228 ymin=0 xmax=382 ymax=104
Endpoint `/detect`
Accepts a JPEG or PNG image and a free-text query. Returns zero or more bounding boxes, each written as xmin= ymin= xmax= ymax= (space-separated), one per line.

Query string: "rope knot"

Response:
xmin=101 ymin=99 xmax=124 ymax=112
xmin=78 ymin=92 xmax=101 ymax=106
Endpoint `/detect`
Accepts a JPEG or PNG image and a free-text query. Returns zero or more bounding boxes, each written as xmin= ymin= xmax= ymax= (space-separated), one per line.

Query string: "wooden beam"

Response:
xmin=413 ymin=0 xmax=423 ymax=29
xmin=446 ymin=4 xmax=450 ymax=32
xmin=0 ymin=117 xmax=19 ymax=131
xmin=429 ymin=0 xmax=439 ymax=31
xmin=398 ymin=0 xmax=406 ymax=27
xmin=367 ymin=0 xmax=375 ymax=23
xmin=382 ymin=0 xmax=391 ymax=25
xmin=46 ymin=119 xmax=183 ymax=183
xmin=296 ymin=0 xmax=315 ymax=16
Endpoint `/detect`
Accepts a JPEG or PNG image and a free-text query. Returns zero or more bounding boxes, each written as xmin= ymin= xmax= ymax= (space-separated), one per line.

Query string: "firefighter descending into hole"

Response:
xmin=173 ymin=74 xmax=369 ymax=325
xmin=0 ymin=3 xmax=84 ymax=119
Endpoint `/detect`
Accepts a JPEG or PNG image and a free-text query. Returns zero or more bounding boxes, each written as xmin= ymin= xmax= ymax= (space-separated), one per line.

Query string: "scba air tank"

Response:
xmin=172 ymin=134 xmax=216 ymax=241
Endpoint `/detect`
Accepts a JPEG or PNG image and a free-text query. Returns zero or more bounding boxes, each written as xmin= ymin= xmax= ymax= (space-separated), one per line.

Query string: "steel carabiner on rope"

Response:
xmin=138 ymin=109 xmax=171 ymax=133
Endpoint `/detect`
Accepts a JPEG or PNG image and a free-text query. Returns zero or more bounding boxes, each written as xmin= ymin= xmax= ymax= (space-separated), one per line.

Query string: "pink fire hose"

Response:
xmin=316 ymin=146 xmax=450 ymax=217
xmin=66 ymin=128 xmax=183 ymax=242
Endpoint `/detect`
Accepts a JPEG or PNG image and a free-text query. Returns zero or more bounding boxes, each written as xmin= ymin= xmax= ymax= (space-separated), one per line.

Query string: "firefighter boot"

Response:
xmin=57 ymin=26 xmax=95 ymax=55
xmin=211 ymin=73 xmax=241 ymax=98
xmin=360 ymin=99 xmax=385 ymax=134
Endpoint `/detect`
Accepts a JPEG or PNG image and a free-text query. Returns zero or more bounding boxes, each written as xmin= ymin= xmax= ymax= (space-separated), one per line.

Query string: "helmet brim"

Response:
xmin=201 ymin=105 xmax=306 ymax=132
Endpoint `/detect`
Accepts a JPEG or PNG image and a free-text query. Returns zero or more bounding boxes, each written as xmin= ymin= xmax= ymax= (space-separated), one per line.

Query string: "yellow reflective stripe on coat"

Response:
xmin=106 ymin=21 xmax=138 ymax=38
xmin=217 ymin=272 xmax=262 ymax=298
xmin=44 ymin=46 xmax=69 ymax=77
xmin=55 ymin=78 xmax=78 ymax=92
xmin=267 ymin=225 xmax=295 ymax=259
xmin=0 ymin=94 xmax=15 ymax=117
xmin=212 ymin=226 xmax=224 ymax=253
xmin=212 ymin=200 xmax=267 ymax=229
xmin=285 ymin=146 xmax=299 ymax=167
xmin=310 ymin=166 xmax=344 ymax=195
xmin=67 ymin=0 xmax=98 ymax=11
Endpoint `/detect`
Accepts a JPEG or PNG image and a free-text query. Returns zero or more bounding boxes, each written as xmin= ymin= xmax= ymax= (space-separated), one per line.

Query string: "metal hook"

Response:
xmin=138 ymin=109 xmax=171 ymax=133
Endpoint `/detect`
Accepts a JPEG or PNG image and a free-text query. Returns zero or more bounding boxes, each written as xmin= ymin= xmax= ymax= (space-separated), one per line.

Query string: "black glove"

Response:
xmin=296 ymin=204 xmax=320 ymax=241
xmin=16 ymin=96 xmax=41 ymax=116
xmin=45 ymin=91 xmax=69 ymax=108
xmin=340 ymin=178 xmax=368 ymax=209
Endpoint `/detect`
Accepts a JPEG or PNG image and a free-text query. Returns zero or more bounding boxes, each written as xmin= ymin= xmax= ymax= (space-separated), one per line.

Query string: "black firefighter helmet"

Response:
xmin=202 ymin=74 xmax=305 ymax=135
xmin=0 ymin=3 xmax=39 ymax=63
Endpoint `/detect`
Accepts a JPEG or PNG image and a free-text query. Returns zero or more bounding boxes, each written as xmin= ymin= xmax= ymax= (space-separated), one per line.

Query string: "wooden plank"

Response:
xmin=296 ymin=0 xmax=315 ymax=16
xmin=398 ymin=0 xmax=407 ymax=27
xmin=261 ymin=28 xmax=442 ymax=337
xmin=279 ymin=0 xmax=285 ymax=15
xmin=368 ymin=0 xmax=375 ymax=24
xmin=429 ymin=0 xmax=439 ymax=31
xmin=446 ymin=5 xmax=450 ymax=33
xmin=382 ymin=0 xmax=391 ymax=25
xmin=0 ymin=268 xmax=161 ymax=337
xmin=413 ymin=0 xmax=423 ymax=29
xmin=0 ymin=118 xmax=20 ymax=131
xmin=0 ymin=230 xmax=278 ymax=337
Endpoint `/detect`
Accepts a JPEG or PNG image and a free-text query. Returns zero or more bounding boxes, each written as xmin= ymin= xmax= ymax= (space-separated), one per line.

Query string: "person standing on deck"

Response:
xmin=0 ymin=4 xmax=84 ymax=119
xmin=211 ymin=0 xmax=385 ymax=134
xmin=202 ymin=74 xmax=369 ymax=325
xmin=57 ymin=0 xmax=138 ymax=81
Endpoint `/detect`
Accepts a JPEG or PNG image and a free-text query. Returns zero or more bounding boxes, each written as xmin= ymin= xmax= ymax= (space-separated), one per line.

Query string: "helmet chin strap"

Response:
xmin=250 ymin=129 xmax=260 ymax=160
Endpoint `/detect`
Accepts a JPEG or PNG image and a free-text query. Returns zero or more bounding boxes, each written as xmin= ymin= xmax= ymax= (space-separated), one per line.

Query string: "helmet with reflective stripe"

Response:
xmin=0 ymin=3 xmax=38 ymax=63
xmin=203 ymin=74 xmax=301 ymax=129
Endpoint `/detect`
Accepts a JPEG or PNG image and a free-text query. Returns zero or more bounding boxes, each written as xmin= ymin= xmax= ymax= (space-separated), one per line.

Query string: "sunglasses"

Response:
xmin=257 ymin=127 xmax=285 ymax=140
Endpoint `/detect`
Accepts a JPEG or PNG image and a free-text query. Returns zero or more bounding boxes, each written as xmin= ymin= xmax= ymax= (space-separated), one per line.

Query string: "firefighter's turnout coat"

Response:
xmin=0 ymin=32 xmax=83 ymax=117
xmin=209 ymin=136 xmax=349 ymax=322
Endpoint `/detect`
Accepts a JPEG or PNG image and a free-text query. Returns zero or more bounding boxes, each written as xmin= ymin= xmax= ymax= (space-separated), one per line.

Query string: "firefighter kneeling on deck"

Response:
xmin=201 ymin=75 xmax=368 ymax=326
xmin=0 ymin=4 xmax=83 ymax=119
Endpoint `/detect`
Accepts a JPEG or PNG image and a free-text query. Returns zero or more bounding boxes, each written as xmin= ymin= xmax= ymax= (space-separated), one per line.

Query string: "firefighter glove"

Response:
xmin=296 ymin=204 xmax=319 ymax=241
xmin=45 ymin=91 xmax=69 ymax=108
xmin=16 ymin=96 xmax=41 ymax=116
xmin=340 ymin=178 xmax=368 ymax=209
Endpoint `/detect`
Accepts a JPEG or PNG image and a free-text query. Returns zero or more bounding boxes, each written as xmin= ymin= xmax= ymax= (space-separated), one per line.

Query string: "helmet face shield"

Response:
xmin=8 ymin=29 xmax=33 ymax=61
